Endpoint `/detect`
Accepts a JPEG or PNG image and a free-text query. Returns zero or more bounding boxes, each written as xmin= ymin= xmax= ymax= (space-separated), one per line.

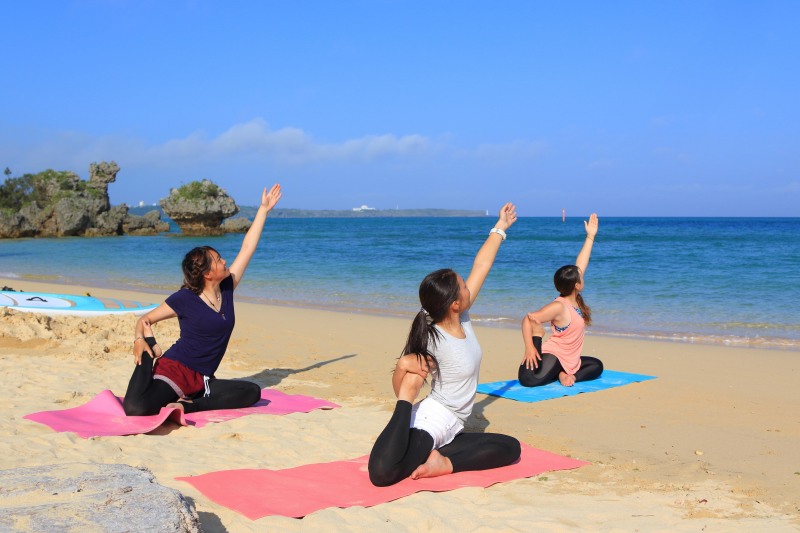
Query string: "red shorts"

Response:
xmin=153 ymin=357 xmax=205 ymax=398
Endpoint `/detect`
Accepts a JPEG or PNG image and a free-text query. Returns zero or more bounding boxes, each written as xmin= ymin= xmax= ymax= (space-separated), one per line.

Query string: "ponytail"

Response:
xmin=575 ymin=292 xmax=592 ymax=326
xmin=554 ymin=264 xmax=592 ymax=326
xmin=399 ymin=268 xmax=462 ymax=381
xmin=401 ymin=310 xmax=441 ymax=377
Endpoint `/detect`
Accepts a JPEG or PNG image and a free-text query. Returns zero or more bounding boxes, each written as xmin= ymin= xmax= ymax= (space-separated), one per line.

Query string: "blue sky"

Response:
xmin=2 ymin=1 xmax=798 ymax=216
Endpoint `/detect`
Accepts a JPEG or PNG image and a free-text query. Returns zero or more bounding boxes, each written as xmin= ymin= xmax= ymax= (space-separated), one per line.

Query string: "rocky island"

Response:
xmin=1 ymin=161 xmax=485 ymax=239
xmin=160 ymin=180 xmax=251 ymax=236
xmin=0 ymin=162 xmax=169 ymax=238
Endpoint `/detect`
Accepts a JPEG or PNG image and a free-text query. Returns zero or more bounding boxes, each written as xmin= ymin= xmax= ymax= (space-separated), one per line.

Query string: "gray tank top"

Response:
xmin=426 ymin=312 xmax=482 ymax=423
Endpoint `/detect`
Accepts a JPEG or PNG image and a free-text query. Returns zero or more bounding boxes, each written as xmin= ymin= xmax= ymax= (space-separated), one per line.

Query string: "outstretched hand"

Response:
xmin=261 ymin=184 xmax=282 ymax=211
xmin=584 ymin=213 xmax=598 ymax=239
xmin=496 ymin=203 xmax=518 ymax=231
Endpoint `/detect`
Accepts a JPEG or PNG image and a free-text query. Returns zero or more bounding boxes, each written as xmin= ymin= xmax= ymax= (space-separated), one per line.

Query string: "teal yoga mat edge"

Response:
xmin=476 ymin=370 xmax=656 ymax=402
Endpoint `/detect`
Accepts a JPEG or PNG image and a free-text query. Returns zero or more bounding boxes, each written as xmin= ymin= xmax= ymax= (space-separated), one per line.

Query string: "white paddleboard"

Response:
xmin=0 ymin=291 xmax=158 ymax=317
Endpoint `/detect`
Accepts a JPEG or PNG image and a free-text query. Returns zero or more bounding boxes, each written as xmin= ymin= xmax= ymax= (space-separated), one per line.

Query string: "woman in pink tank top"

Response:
xmin=518 ymin=213 xmax=603 ymax=387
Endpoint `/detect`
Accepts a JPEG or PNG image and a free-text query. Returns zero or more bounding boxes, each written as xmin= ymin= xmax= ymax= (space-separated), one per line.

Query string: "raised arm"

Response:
xmin=575 ymin=213 xmax=598 ymax=276
xmin=464 ymin=203 xmax=517 ymax=308
xmin=228 ymin=184 xmax=282 ymax=288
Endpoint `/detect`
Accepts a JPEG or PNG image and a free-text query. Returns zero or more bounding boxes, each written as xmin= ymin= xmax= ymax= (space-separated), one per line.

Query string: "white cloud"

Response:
xmin=146 ymin=119 xmax=430 ymax=165
xmin=316 ymin=132 xmax=429 ymax=162
xmin=1 ymin=119 xmax=548 ymax=179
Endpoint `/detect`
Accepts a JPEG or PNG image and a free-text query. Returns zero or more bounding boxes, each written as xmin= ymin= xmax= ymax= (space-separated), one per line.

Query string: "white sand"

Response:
xmin=1 ymin=278 xmax=798 ymax=531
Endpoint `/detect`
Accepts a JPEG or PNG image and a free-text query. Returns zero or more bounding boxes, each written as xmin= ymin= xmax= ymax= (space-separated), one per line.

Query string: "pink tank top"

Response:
xmin=541 ymin=297 xmax=585 ymax=375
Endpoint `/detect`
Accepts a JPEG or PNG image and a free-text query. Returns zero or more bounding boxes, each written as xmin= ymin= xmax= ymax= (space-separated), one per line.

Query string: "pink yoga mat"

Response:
xmin=23 ymin=388 xmax=339 ymax=438
xmin=177 ymin=443 xmax=589 ymax=519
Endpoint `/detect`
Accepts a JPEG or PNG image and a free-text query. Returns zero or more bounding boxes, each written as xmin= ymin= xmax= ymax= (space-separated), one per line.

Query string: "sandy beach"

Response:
xmin=1 ymin=277 xmax=798 ymax=531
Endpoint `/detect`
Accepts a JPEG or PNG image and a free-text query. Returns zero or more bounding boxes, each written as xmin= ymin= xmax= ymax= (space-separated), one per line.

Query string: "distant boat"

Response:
xmin=352 ymin=204 xmax=377 ymax=212
xmin=562 ymin=208 xmax=566 ymax=222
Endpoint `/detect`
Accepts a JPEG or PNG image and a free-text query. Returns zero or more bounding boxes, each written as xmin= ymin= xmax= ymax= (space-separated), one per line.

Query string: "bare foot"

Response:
xmin=558 ymin=371 xmax=576 ymax=387
xmin=397 ymin=371 xmax=424 ymax=403
xmin=410 ymin=449 xmax=453 ymax=480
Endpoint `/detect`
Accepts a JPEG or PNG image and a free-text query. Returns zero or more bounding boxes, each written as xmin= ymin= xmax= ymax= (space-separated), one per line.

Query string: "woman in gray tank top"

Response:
xmin=368 ymin=203 xmax=521 ymax=487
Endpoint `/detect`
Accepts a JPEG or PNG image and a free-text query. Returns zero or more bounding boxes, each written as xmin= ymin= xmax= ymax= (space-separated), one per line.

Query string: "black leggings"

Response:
xmin=518 ymin=336 xmax=603 ymax=387
xmin=368 ymin=400 xmax=521 ymax=487
xmin=122 ymin=337 xmax=262 ymax=416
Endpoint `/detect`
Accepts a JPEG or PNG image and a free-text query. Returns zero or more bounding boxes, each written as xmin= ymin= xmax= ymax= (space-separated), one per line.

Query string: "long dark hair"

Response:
xmin=181 ymin=246 xmax=218 ymax=294
xmin=554 ymin=265 xmax=592 ymax=326
xmin=401 ymin=268 xmax=461 ymax=377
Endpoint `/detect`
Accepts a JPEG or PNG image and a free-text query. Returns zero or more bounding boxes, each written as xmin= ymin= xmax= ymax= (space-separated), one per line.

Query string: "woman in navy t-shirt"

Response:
xmin=122 ymin=184 xmax=282 ymax=416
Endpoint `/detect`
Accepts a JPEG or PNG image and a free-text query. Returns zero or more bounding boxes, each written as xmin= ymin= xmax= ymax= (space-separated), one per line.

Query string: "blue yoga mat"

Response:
xmin=476 ymin=370 xmax=656 ymax=403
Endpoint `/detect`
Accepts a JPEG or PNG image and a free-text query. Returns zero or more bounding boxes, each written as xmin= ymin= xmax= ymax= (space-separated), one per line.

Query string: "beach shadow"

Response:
xmin=467 ymin=381 xmax=516 ymax=432
xmin=192 ymin=505 xmax=227 ymax=532
xmin=244 ymin=353 xmax=357 ymax=388
xmin=144 ymin=418 xmax=186 ymax=436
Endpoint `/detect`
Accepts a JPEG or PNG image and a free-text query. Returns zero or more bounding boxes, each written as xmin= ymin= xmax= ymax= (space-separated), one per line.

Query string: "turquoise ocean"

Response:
xmin=1 ymin=217 xmax=798 ymax=350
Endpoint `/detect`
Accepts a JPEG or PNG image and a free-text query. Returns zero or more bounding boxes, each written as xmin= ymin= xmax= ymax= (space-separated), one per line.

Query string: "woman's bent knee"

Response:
xmin=518 ymin=366 xmax=541 ymax=388
xmin=505 ymin=436 xmax=522 ymax=462
xmin=368 ymin=470 xmax=391 ymax=487
xmin=243 ymin=381 xmax=262 ymax=405
xmin=367 ymin=464 xmax=398 ymax=487
xmin=123 ymin=399 xmax=154 ymax=417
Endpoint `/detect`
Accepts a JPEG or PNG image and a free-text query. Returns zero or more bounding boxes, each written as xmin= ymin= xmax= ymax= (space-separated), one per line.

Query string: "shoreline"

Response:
xmin=3 ymin=274 xmax=799 ymax=352
xmin=0 ymin=278 xmax=798 ymax=529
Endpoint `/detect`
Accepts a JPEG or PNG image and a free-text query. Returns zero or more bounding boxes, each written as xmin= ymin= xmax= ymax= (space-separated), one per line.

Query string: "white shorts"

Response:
xmin=410 ymin=397 xmax=464 ymax=449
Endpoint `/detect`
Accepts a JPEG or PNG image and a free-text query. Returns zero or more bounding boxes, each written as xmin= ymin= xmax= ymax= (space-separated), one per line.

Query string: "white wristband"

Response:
xmin=490 ymin=228 xmax=507 ymax=241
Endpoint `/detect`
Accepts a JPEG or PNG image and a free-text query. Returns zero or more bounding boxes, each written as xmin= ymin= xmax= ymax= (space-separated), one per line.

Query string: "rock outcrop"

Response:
xmin=0 ymin=463 xmax=201 ymax=532
xmin=221 ymin=217 xmax=252 ymax=233
xmin=0 ymin=162 xmax=169 ymax=238
xmin=88 ymin=161 xmax=118 ymax=211
xmin=160 ymin=179 xmax=239 ymax=236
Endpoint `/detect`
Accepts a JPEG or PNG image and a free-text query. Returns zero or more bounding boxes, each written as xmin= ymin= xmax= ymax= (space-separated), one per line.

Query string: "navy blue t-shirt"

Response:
xmin=162 ymin=275 xmax=235 ymax=376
